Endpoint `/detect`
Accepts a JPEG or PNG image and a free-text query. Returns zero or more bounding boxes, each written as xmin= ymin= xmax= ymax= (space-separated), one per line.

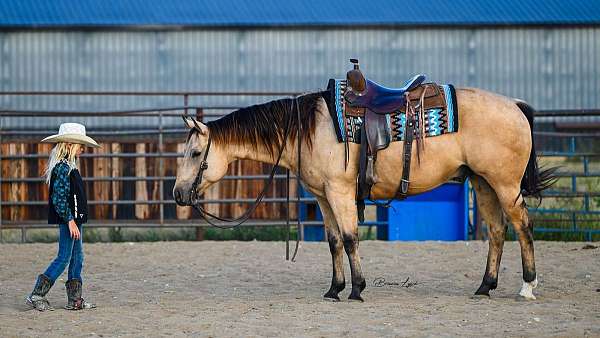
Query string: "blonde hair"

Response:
xmin=44 ymin=143 xmax=81 ymax=185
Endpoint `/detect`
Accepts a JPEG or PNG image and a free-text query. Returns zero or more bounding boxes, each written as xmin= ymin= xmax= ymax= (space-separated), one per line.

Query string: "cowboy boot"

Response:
xmin=65 ymin=279 xmax=95 ymax=310
xmin=26 ymin=274 xmax=55 ymax=311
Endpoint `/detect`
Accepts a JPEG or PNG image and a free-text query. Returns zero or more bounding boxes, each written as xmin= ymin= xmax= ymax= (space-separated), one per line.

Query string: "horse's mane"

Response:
xmin=206 ymin=92 xmax=327 ymax=158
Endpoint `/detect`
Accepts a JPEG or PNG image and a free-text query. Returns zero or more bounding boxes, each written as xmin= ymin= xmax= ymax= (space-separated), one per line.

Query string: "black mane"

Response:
xmin=206 ymin=92 xmax=327 ymax=158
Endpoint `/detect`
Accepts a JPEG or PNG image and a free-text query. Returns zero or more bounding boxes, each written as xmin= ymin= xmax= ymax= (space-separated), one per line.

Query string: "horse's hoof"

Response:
xmin=518 ymin=278 xmax=538 ymax=300
xmin=474 ymin=276 xmax=497 ymax=297
xmin=358 ymin=281 xmax=367 ymax=293
xmin=323 ymin=281 xmax=344 ymax=301
xmin=323 ymin=291 xmax=341 ymax=301
xmin=474 ymin=285 xmax=491 ymax=298
xmin=348 ymin=292 xmax=364 ymax=302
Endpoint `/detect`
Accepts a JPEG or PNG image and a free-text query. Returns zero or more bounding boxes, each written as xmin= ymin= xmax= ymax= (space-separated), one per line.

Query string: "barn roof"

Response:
xmin=1 ymin=0 xmax=599 ymax=28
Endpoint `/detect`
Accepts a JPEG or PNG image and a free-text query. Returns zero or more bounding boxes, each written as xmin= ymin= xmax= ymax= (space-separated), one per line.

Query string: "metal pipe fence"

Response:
xmin=0 ymin=91 xmax=309 ymax=242
xmin=1 ymin=91 xmax=599 ymax=242
xmin=526 ymin=130 xmax=600 ymax=241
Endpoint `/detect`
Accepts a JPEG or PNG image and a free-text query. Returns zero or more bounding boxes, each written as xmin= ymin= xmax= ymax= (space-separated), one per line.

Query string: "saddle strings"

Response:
xmin=415 ymin=84 xmax=429 ymax=164
xmin=404 ymin=92 xmax=418 ymax=162
xmin=368 ymin=87 xmax=427 ymax=209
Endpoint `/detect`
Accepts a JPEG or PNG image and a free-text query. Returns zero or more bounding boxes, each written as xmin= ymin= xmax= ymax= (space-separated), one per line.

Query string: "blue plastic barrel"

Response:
xmin=381 ymin=182 xmax=469 ymax=241
xmin=300 ymin=181 xmax=469 ymax=241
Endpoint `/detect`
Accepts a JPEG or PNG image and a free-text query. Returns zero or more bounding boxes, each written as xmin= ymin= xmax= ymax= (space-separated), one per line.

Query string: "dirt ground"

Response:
xmin=0 ymin=240 xmax=598 ymax=337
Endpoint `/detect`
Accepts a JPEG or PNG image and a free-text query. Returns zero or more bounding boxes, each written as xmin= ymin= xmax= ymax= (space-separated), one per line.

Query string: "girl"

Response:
xmin=27 ymin=123 xmax=99 ymax=311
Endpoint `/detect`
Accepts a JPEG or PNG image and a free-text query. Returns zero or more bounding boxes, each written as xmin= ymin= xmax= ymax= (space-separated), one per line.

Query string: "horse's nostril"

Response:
xmin=174 ymin=189 xmax=182 ymax=202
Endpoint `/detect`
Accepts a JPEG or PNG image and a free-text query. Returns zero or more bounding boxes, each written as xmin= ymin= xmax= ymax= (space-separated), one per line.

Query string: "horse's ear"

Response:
xmin=190 ymin=119 xmax=208 ymax=136
xmin=182 ymin=115 xmax=208 ymax=135
xmin=182 ymin=115 xmax=195 ymax=129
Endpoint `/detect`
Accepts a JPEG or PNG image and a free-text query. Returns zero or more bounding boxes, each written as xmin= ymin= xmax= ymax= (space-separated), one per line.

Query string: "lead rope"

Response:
xmin=290 ymin=96 xmax=302 ymax=262
xmin=191 ymin=139 xmax=286 ymax=229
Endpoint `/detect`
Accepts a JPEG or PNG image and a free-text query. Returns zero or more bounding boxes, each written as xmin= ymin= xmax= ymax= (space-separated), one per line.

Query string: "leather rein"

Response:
xmin=186 ymin=98 xmax=302 ymax=261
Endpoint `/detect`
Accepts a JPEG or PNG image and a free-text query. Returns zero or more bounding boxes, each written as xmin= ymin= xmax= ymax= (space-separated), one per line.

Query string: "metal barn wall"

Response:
xmin=1 ymin=27 xmax=599 ymax=131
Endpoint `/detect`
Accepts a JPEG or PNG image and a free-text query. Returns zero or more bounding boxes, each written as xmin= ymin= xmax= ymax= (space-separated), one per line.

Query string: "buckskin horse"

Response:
xmin=173 ymin=62 xmax=555 ymax=302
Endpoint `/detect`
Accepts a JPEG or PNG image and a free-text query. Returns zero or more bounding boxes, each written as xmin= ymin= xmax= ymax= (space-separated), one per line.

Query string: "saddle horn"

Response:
xmin=347 ymin=58 xmax=366 ymax=93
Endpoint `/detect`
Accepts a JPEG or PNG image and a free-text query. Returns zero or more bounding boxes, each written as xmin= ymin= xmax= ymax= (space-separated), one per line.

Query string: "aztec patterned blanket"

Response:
xmin=326 ymin=79 xmax=459 ymax=144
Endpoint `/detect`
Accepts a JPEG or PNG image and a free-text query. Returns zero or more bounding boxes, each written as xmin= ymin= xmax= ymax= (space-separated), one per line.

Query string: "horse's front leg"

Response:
xmin=325 ymin=187 xmax=366 ymax=301
xmin=316 ymin=197 xmax=345 ymax=301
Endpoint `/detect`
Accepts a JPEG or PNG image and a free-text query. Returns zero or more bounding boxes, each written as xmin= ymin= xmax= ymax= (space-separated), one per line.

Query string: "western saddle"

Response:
xmin=343 ymin=59 xmax=445 ymax=221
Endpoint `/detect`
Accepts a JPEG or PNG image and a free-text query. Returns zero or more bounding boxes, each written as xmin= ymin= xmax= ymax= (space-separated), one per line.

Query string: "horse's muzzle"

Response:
xmin=173 ymin=187 xmax=191 ymax=206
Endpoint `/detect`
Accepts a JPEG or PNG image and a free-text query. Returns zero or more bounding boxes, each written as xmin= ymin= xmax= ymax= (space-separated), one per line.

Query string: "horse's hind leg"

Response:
xmin=316 ymin=197 xmax=345 ymax=301
xmin=493 ymin=184 xmax=538 ymax=300
xmin=471 ymin=175 xmax=507 ymax=298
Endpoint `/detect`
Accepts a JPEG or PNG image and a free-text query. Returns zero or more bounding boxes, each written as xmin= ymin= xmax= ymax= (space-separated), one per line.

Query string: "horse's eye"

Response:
xmin=191 ymin=150 xmax=202 ymax=158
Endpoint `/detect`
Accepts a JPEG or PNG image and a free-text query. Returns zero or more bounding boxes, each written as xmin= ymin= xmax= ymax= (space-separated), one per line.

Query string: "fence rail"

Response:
xmin=1 ymin=91 xmax=599 ymax=242
xmin=0 ymin=90 xmax=308 ymax=243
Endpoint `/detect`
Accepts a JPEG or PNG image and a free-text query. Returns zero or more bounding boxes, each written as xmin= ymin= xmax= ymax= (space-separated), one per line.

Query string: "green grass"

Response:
xmin=0 ymin=226 xmax=301 ymax=243
xmin=0 ymin=225 xmax=384 ymax=243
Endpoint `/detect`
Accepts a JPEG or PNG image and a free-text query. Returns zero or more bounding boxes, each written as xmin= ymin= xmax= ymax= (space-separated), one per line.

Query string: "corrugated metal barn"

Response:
xmin=1 ymin=0 xmax=599 ymax=132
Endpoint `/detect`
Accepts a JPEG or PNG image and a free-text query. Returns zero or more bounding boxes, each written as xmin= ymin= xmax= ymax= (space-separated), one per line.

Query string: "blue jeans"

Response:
xmin=43 ymin=223 xmax=84 ymax=283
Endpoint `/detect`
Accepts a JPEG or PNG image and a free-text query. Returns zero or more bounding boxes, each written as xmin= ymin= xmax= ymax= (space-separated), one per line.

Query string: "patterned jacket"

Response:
xmin=48 ymin=161 xmax=88 ymax=225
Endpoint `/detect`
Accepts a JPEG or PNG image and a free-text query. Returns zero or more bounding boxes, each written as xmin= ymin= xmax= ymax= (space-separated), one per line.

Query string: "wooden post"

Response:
xmin=247 ymin=161 xmax=266 ymax=219
xmin=111 ymin=143 xmax=122 ymax=219
xmin=25 ymin=144 xmax=37 ymax=219
xmin=8 ymin=144 xmax=28 ymax=221
xmin=93 ymin=143 xmax=110 ymax=219
xmin=0 ymin=144 xmax=8 ymax=221
xmin=0 ymin=141 xmax=2 ymax=242
xmin=158 ymin=111 xmax=165 ymax=225
xmin=33 ymin=144 xmax=51 ymax=220
xmin=203 ymin=184 xmax=220 ymax=214
xmin=150 ymin=143 xmax=161 ymax=219
xmin=135 ymin=143 xmax=150 ymax=219
xmin=233 ymin=160 xmax=244 ymax=218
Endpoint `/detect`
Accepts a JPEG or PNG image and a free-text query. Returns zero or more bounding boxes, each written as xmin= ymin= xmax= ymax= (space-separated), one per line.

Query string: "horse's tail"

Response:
xmin=515 ymin=100 xmax=558 ymax=202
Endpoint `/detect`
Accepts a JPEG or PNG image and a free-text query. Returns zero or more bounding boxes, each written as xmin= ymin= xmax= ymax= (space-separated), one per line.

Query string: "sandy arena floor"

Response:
xmin=0 ymin=241 xmax=598 ymax=337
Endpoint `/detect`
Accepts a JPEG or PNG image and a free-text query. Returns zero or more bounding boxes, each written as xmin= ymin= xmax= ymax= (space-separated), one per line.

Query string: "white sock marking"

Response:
xmin=518 ymin=277 xmax=538 ymax=300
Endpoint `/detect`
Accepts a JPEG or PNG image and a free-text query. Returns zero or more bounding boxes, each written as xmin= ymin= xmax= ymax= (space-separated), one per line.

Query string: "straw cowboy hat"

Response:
xmin=41 ymin=123 xmax=100 ymax=148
